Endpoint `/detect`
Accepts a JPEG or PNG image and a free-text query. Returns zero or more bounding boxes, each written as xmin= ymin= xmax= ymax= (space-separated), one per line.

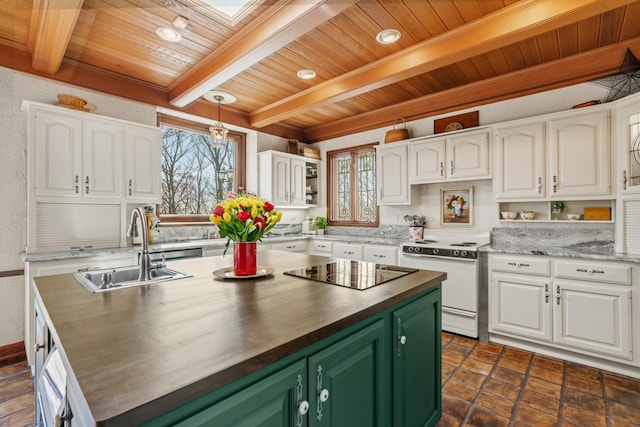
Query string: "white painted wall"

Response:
xmin=312 ymin=83 xmax=609 ymax=232
xmin=0 ymin=65 xmax=609 ymax=347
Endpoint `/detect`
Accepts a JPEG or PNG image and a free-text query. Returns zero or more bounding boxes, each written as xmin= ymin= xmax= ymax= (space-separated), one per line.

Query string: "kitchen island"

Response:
xmin=33 ymin=251 xmax=445 ymax=426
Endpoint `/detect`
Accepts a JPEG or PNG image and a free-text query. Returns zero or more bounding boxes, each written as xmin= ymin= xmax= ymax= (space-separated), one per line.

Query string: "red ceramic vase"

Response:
xmin=234 ymin=242 xmax=257 ymax=276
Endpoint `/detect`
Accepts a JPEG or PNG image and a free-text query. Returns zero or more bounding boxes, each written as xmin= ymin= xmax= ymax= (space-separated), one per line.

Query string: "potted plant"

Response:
xmin=314 ymin=216 xmax=327 ymax=235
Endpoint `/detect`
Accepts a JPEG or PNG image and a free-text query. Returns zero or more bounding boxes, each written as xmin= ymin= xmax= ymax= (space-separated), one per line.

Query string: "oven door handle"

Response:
xmin=442 ymin=307 xmax=477 ymax=318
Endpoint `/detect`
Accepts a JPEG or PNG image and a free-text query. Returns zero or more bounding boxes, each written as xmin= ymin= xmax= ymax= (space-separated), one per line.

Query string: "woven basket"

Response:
xmin=384 ymin=117 xmax=409 ymax=143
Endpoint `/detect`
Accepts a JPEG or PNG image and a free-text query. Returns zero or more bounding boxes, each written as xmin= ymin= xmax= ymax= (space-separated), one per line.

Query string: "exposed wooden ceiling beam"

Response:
xmin=0 ymin=43 xmax=305 ymax=141
xmin=250 ymin=0 xmax=639 ymax=128
xmin=304 ymin=38 xmax=640 ymax=142
xmin=29 ymin=0 xmax=84 ymax=74
xmin=168 ymin=0 xmax=357 ymax=108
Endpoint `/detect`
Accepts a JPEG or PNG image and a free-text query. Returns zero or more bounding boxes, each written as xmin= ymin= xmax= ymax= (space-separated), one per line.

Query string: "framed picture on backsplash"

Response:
xmin=440 ymin=186 xmax=473 ymax=227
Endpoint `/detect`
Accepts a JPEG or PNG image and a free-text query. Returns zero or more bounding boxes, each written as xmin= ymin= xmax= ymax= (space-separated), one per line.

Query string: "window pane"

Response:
xmin=334 ymin=154 xmax=352 ymax=221
xmin=161 ymin=126 xmax=235 ymax=214
xmin=355 ymin=151 xmax=376 ymax=222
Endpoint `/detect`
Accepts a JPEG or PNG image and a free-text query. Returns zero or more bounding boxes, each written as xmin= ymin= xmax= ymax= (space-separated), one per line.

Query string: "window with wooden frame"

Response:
xmin=157 ymin=113 xmax=246 ymax=223
xmin=327 ymin=143 xmax=378 ymax=226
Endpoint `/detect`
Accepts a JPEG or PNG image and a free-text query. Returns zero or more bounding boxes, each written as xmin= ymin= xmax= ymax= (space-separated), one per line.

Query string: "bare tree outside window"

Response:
xmin=160 ymin=126 xmax=238 ymax=216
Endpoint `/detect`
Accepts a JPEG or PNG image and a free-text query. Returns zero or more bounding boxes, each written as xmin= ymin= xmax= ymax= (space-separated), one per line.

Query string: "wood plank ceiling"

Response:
xmin=1 ymin=0 xmax=640 ymax=142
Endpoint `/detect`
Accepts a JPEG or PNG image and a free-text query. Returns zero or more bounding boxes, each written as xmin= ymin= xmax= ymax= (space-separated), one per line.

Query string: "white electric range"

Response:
xmin=399 ymin=232 xmax=489 ymax=339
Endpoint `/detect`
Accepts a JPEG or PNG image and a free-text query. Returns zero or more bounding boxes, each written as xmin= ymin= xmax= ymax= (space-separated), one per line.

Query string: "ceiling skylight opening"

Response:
xmin=201 ymin=0 xmax=253 ymax=18
xmin=376 ymin=29 xmax=401 ymax=45
xmin=297 ymin=69 xmax=316 ymax=80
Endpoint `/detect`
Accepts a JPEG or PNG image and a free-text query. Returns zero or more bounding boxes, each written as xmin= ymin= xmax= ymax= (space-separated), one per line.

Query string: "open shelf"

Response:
xmin=498 ymin=200 xmax=614 ymax=223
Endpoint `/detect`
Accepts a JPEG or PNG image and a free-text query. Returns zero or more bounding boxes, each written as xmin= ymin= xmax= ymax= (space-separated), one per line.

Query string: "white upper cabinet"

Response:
xmin=495 ymin=107 xmax=611 ymax=201
xmin=409 ymin=128 xmax=490 ymax=184
xmin=409 ymin=137 xmax=446 ymax=182
xmin=82 ymin=118 xmax=123 ymax=198
xmin=34 ymin=108 xmax=123 ymax=199
xmin=34 ymin=108 xmax=83 ymax=197
xmin=494 ymin=122 xmax=546 ymax=200
xmin=549 ymin=110 xmax=610 ymax=198
xmin=376 ymin=142 xmax=410 ymax=205
xmin=616 ymin=95 xmax=640 ymax=194
xmin=125 ymin=124 xmax=162 ymax=201
xmin=257 ymin=151 xmax=314 ymax=207
xmin=290 ymin=157 xmax=306 ymax=206
xmin=447 ymin=130 xmax=491 ymax=180
xmin=28 ymin=102 xmax=161 ymax=202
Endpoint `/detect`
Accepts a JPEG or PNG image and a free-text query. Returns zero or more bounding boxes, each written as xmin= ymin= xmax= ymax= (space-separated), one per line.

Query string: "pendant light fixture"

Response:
xmin=204 ymin=91 xmax=236 ymax=149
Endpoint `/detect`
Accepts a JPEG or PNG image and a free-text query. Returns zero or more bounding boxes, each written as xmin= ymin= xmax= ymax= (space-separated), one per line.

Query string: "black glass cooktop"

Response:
xmin=283 ymin=260 xmax=418 ymax=290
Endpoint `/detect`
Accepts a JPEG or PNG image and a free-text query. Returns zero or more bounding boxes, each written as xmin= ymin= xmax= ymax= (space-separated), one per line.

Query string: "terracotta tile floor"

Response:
xmin=2 ymin=335 xmax=640 ymax=426
xmin=439 ymin=332 xmax=640 ymax=427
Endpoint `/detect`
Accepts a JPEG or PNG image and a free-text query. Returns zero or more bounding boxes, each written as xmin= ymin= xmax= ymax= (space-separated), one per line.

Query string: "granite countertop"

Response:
xmin=22 ymin=234 xmax=406 ymax=262
xmin=34 ymin=251 xmax=445 ymax=426
xmin=484 ymin=244 xmax=640 ymax=263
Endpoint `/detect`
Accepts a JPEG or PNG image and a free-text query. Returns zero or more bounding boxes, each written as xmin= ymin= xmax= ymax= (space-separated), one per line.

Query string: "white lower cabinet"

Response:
xmin=363 ymin=244 xmax=398 ymax=265
xmin=552 ymin=279 xmax=631 ymax=358
xmin=489 ymin=254 xmax=635 ymax=363
xmin=490 ymin=273 xmax=553 ymax=342
xmin=332 ymin=242 xmax=363 ymax=260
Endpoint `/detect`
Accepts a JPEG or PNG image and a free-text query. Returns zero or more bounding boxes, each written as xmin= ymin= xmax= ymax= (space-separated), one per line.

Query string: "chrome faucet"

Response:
xmin=127 ymin=207 xmax=155 ymax=281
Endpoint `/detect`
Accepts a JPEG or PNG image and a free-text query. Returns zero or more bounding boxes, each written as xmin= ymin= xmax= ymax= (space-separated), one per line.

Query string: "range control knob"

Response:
xmin=453 ymin=250 xmax=460 ymax=257
xmin=432 ymin=248 xmax=439 ymax=255
xmin=461 ymin=250 xmax=468 ymax=258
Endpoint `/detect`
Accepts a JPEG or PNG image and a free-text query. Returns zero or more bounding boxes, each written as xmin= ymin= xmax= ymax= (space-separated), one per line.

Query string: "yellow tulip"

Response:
xmin=223 ymin=212 xmax=231 ymax=222
xmin=211 ymin=216 xmax=221 ymax=225
xmin=251 ymin=206 xmax=259 ymax=218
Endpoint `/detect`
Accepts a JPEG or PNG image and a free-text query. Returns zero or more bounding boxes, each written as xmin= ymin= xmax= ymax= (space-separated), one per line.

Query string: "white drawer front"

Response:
xmin=332 ymin=243 xmax=363 ymax=260
xmin=490 ymin=255 xmax=550 ymax=276
xmin=271 ymin=241 xmax=309 ymax=252
xmin=311 ymin=240 xmax=333 ymax=253
xmin=363 ymin=245 xmax=397 ymax=264
xmin=555 ymin=261 xmax=631 ymax=285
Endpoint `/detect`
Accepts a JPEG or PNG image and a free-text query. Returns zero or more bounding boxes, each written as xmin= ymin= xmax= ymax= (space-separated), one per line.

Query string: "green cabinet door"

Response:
xmin=307 ymin=319 xmax=387 ymax=427
xmin=393 ymin=289 xmax=442 ymax=427
xmin=174 ymin=358 xmax=307 ymax=427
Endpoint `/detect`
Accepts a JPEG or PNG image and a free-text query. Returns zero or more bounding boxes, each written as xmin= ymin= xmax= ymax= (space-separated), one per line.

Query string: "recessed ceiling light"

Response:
xmin=376 ymin=29 xmax=401 ymax=44
xmin=156 ymin=26 xmax=182 ymax=42
xmin=297 ymin=69 xmax=316 ymax=79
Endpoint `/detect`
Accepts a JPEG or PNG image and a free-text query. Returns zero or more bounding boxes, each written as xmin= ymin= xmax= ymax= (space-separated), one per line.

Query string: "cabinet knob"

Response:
xmin=318 ymin=388 xmax=329 ymax=402
xmin=399 ymin=335 xmax=407 ymax=345
xmin=35 ymin=343 xmax=45 ymax=352
xmin=297 ymin=400 xmax=309 ymax=415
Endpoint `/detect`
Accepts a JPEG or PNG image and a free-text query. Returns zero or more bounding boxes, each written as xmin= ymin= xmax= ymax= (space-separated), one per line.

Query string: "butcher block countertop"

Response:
xmin=33 ymin=250 xmax=445 ymax=426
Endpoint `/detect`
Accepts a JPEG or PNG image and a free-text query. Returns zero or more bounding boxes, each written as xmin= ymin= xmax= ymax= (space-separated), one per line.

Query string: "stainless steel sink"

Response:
xmin=73 ymin=266 xmax=191 ymax=293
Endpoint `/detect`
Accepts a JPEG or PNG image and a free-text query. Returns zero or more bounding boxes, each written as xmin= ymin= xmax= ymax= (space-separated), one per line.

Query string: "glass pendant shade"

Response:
xmin=210 ymin=124 xmax=228 ymax=148
xmin=210 ymin=94 xmax=228 ymax=148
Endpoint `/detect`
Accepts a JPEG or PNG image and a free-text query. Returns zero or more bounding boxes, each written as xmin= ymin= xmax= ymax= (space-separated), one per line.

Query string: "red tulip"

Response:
xmin=263 ymin=202 xmax=275 ymax=212
xmin=254 ymin=217 xmax=266 ymax=229
xmin=213 ymin=205 xmax=225 ymax=216
xmin=237 ymin=211 xmax=251 ymax=222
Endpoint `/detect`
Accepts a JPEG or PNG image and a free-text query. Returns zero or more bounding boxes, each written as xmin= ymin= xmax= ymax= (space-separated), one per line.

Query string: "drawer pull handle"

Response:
xmin=576 ymin=268 xmax=605 ymax=274
xmin=544 ymin=284 xmax=549 ymax=303
xmin=507 ymin=262 xmax=530 ymax=268
xmin=556 ymin=285 xmax=561 ymax=305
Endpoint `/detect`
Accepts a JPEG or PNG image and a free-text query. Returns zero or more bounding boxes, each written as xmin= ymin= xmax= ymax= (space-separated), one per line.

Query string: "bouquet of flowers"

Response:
xmin=445 ymin=194 xmax=466 ymax=217
xmin=210 ymin=191 xmax=282 ymax=254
